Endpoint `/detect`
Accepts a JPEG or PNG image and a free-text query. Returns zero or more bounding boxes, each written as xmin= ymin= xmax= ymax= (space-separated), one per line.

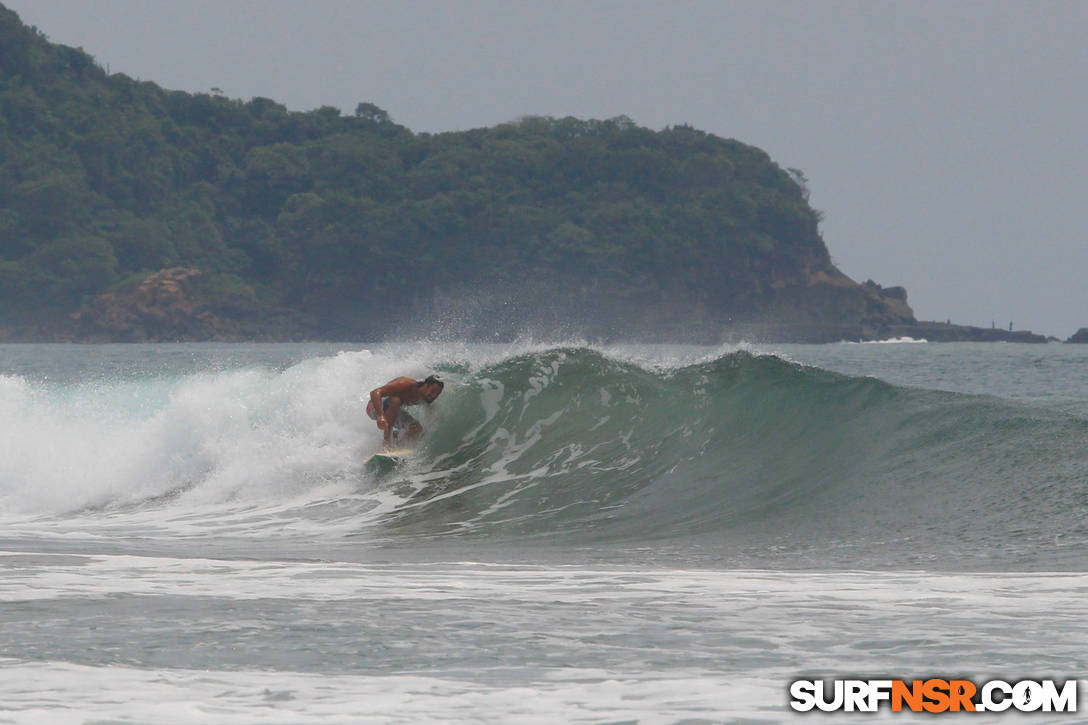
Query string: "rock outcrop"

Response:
xmin=711 ymin=271 xmax=918 ymax=343
xmin=1067 ymin=328 xmax=1088 ymax=343
xmin=72 ymin=268 xmax=241 ymax=341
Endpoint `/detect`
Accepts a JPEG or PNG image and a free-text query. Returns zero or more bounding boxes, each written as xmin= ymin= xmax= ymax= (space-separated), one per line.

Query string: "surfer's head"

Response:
xmin=419 ymin=374 xmax=444 ymax=403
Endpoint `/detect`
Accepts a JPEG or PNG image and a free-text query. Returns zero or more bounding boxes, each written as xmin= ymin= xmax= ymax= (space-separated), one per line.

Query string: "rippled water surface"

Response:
xmin=1 ymin=341 xmax=1085 ymax=722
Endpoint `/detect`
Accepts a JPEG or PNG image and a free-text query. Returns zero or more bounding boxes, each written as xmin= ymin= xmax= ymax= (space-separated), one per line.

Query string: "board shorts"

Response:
xmin=366 ymin=399 xmax=420 ymax=431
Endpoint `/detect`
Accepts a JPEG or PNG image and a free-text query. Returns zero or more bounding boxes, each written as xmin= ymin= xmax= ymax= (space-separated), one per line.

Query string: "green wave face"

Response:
xmin=383 ymin=348 xmax=1088 ymax=568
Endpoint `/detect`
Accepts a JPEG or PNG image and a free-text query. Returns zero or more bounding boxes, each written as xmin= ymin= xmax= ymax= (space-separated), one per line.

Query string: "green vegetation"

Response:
xmin=0 ymin=4 xmax=856 ymax=340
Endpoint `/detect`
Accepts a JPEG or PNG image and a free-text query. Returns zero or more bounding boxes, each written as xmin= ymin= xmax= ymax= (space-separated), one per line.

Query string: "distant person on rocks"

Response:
xmin=367 ymin=375 xmax=444 ymax=448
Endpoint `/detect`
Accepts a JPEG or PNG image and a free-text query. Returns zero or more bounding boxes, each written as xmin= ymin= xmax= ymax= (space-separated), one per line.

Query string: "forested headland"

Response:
xmin=0 ymin=4 xmax=916 ymax=342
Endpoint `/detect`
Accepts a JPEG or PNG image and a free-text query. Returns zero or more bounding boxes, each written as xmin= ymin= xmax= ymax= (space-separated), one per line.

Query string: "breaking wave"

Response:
xmin=1 ymin=345 xmax=1085 ymax=567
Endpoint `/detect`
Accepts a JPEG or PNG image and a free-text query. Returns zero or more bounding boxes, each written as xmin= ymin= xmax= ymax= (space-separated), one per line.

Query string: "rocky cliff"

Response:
xmin=71 ymin=268 xmax=237 ymax=341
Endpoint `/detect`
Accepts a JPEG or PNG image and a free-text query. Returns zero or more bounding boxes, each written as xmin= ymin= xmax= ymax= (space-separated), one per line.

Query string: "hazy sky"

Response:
xmin=7 ymin=0 xmax=1086 ymax=336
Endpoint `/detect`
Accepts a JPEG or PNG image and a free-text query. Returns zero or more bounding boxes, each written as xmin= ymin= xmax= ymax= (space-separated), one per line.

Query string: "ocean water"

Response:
xmin=0 ymin=341 xmax=1086 ymax=723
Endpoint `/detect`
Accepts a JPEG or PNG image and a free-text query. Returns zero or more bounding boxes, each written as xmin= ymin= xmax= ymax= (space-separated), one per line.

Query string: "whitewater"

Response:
xmin=1 ymin=341 xmax=1086 ymax=723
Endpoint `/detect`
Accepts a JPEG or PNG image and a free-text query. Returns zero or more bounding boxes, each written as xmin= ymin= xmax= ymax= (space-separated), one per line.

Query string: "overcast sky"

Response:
xmin=7 ymin=0 xmax=1086 ymax=337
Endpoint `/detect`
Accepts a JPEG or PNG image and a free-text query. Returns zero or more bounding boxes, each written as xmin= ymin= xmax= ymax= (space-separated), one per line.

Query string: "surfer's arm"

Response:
xmin=369 ymin=387 xmax=389 ymax=430
xmin=383 ymin=397 xmax=402 ymax=424
xmin=381 ymin=396 xmax=404 ymax=446
xmin=370 ymin=378 xmax=416 ymax=439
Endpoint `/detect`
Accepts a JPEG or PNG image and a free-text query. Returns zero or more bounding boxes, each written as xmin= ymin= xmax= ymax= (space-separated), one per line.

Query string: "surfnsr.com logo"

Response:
xmin=789 ymin=679 xmax=1079 ymax=713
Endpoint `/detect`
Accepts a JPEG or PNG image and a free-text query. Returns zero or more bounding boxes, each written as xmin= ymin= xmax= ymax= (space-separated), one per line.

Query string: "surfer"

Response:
xmin=367 ymin=374 xmax=444 ymax=448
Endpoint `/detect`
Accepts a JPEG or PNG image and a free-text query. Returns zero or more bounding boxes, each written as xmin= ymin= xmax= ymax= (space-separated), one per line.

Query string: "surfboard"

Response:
xmin=364 ymin=448 xmax=414 ymax=474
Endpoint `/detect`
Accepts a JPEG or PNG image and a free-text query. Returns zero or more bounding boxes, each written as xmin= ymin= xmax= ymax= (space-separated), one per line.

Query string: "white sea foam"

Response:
xmin=839 ymin=336 xmax=928 ymax=344
xmin=4 ymin=551 xmax=1087 ymax=610
xmin=0 ymin=660 xmax=773 ymax=725
xmin=1 ymin=564 xmax=1085 ymax=723
xmin=0 ymin=349 xmax=445 ymax=516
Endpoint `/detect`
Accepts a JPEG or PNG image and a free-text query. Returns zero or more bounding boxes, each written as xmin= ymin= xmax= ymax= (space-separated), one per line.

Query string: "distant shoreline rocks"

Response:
xmin=716 ymin=320 xmax=1049 ymax=345
xmin=1067 ymin=328 xmax=1088 ymax=344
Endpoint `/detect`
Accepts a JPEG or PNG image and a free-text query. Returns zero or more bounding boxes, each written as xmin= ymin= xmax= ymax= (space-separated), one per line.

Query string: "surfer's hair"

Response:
xmin=420 ymin=374 xmax=443 ymax=390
